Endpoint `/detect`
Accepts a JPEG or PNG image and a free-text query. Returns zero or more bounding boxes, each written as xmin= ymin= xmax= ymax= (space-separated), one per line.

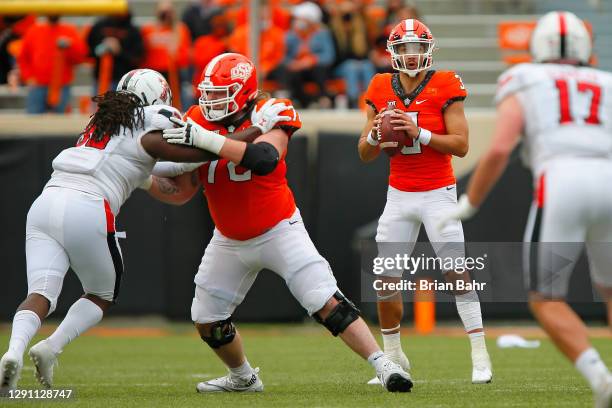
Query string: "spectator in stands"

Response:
xmin=283 ymin=1 xmax=335 ymax=108
xmin=0 ymin=16 xmax=28 ymax=85
xmin=369 ymin=33 xmax=393 ymax=74
xmin=141 ymin=0 xmax=192 ymax=109
xmin=384 ymin=0 xmax=420 ymax=26
xmin=87 ymin=11 xmax=144 ymax=94
xmin=192 ymin=14 xmax=228 ymax=94
xmin=229 ymin=2 xmax=286 ymax=81
xmin=17 ymin=15 xmax=87 ymax=114
xmin=330 ymin=1 xmax=374 ymax=108
xmin=181 ymin=0 xmax=224 ymax=40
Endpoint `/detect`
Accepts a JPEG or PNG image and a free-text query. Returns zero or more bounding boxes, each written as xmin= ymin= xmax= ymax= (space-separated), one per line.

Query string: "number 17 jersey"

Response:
xmin=495 ymin=63 xmax=612 ymax=176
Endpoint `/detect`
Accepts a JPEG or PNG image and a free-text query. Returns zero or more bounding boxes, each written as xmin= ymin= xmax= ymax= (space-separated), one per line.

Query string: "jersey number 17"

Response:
xmin=555 ymin=79 xmax=602 ymax=125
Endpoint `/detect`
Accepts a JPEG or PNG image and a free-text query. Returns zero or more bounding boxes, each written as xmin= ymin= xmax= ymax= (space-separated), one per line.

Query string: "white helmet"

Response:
xmin=530 ymin=11 xmax=591 ymax=65
xmin=116 ymin=69 xmax=172 ymax=106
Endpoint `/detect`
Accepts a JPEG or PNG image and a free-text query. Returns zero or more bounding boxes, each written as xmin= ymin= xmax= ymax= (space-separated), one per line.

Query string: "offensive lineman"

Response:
xmin=440 ymin=11 xmax=612 ymax=407
xmin=147 ymin=53 xmax=413 ymax=393
xmin=0 ymin=69 xmax=273 ymax=393
xmin=358 ymin=19 xmax=492 ymax=384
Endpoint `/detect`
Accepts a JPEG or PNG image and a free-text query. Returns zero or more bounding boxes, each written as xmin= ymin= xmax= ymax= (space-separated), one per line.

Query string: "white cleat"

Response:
xmin=0 ymin=351 xmax=22 ymax=396
xmin=377 ymin=359 xmax=413 ymax=392
xmin=28 ymin=340 xmax=59 ymax=389
xmin=368 ymin=350 xmax=411 ymax=385
xmin=594 ymin=374 xmax=612 ymax=408
xmin=196 ymin=367 xmax=263 ymax=393
xmin=472 ymin=350 xmax=493 ymax=384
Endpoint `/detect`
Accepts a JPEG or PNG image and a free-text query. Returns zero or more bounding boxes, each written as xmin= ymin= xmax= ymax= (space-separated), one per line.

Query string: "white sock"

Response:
xmin=455 ymin=290 xmax=484 ymax=337
xmin=469 ymin=331 xmax=487 ymax=358
xmin=367 ymin=350 xmax=386 ymax=373
xmin=229 ymin=360 xmax=253 ymax=379
xmin=575 ymin=348 xmax=610 ymax=390
xmin=7 ymin=310 xmax=41 ymax=358
xmin=382 ymin=331 xmax=402 ymax=355
xmin=45 ymin=298 xmax=103 ymax=354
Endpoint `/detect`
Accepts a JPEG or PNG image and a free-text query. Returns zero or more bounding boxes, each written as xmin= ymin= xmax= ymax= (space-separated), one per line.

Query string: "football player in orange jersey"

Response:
xmin=357 ymin=20 xmax=492 ymax=385
xmin=148 ymin=53 xmax=413 ymax=393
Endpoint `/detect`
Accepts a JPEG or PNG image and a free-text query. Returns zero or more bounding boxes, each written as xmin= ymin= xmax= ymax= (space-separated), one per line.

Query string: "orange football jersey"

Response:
xmin=184 ymin=98 xmax=301 ymax=241
xmin=364 ymin=70 xmax=467 ymax=192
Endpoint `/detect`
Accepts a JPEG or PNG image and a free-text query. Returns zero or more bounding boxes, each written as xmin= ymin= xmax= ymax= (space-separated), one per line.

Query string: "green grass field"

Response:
xmin=1 ymin=323 xmax=609 ymax=407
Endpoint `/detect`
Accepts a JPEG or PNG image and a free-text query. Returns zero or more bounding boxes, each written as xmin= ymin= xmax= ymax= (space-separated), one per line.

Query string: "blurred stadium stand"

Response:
xmin=2 ymin=0 xmax=611 ymax=111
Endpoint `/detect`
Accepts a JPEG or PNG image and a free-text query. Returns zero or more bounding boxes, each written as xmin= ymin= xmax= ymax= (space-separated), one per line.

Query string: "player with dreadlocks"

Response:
xmin=0 ymin=68 xmax=291 ymax=394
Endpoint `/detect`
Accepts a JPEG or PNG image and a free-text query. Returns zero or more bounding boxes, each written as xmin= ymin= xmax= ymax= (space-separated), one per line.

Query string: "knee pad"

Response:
xmin=200 ymin=317 xmax=236 ymax=349
xmin=314 ymin=292 xmax=360 ymax=336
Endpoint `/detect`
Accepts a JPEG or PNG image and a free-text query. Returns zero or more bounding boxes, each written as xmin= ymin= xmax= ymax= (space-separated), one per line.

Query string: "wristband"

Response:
xmin=193 ymin=126 xmax=226 ymax=155
xmin=417 ymin=128 xmax=432 ymax=145
xmin=366 ymin=130 xmax=379 ymax=146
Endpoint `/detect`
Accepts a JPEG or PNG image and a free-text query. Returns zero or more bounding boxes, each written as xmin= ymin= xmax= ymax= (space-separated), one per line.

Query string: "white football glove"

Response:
xmin=437 ymin=194 xmax=478 ymax=232
xmin=162 ymin=117 xmax=226 ymax=154
xmin=250 ymin=98 xmax=293 ymax=134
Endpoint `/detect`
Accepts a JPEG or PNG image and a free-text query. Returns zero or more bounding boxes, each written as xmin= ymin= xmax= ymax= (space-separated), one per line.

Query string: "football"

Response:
xmin=379 ymin=109 xmax=405 ymax=157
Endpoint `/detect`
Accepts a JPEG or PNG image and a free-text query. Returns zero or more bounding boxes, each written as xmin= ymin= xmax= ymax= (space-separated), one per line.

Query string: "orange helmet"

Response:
xmin=387 ymin=19 xmax=435 ymax=77
xmin=198 ymin=53 xmax=258 ymax=122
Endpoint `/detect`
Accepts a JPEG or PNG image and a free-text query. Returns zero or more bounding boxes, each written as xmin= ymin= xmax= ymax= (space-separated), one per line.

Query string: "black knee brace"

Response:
xmin=200 ymin=317 xmax=236 ymax=349
xmin=315 ymin=292 xmax=361 ymax=336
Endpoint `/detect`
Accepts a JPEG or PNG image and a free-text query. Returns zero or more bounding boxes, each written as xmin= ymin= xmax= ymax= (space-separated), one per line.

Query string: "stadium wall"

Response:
xmin=0 ymin=112 xmax=606 ymax=323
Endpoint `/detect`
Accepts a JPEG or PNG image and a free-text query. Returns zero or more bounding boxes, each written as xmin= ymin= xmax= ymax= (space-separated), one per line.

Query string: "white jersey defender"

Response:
xmin=28 ymin=103 xmax=180 ymax=310
xmin=496 ymin=62 xmax=612 ymax=297
xmin=496 ymin=63 xmax=612 ymax=177
xmin=47 ymin=104 xmax=181 ymax=215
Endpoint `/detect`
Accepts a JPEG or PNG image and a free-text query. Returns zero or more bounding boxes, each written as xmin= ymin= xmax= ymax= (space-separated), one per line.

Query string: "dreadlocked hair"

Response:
xmin=83 ymin=91 xmax=145 ymax=141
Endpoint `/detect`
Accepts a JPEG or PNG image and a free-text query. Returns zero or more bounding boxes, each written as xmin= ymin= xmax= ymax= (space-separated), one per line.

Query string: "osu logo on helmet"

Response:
xmin=198 ymin=53 xmax=258 ymax=122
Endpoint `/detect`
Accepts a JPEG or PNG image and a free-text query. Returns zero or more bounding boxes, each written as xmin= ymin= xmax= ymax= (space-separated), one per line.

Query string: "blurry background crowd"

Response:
xmin=0 ymin=0 xmax=609 ymax=114
xmin=0 ymin=0 xmax=422 ymax=114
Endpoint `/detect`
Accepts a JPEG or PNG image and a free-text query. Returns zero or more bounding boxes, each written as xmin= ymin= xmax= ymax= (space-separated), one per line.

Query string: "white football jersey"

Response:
xmin=46 ymin=104 xmax=181 ymax=214
xmin=495 ymin=63 xmax=612 ymax=176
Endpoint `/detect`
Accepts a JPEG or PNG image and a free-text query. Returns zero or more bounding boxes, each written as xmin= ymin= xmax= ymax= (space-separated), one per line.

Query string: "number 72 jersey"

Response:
xmin=495 ymin=62 xmax=612 ymax=176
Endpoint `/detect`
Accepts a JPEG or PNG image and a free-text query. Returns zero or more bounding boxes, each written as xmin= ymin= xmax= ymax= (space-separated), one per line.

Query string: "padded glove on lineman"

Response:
xmin=437 ymin=194 xmax=478 ymax=232
xmin=250 ymin=98 xmax=294 ymax=134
